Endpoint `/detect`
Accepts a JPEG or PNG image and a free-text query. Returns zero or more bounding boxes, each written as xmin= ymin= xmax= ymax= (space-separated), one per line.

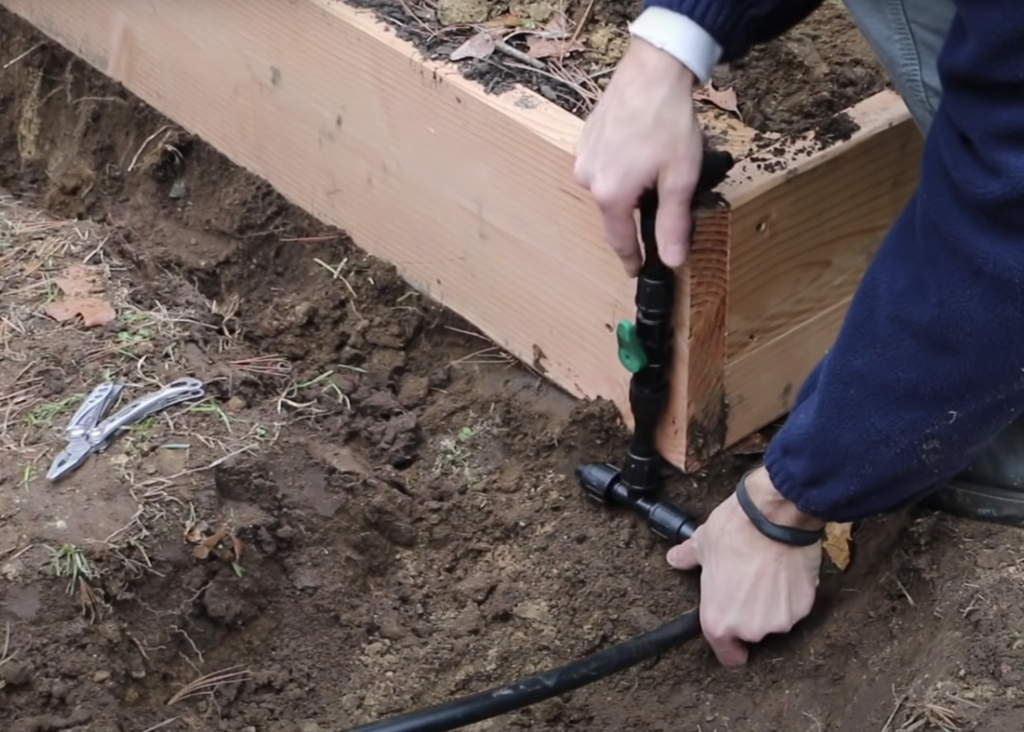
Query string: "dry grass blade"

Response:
xmin=0 ymin=622 xmax=14 ymax=666
xmin=166 ymin=664 xmax=252 ymax=705
xmin=230 ymin=354 xmax=293 ymax=376
xmin=138 ymin=719 xmax=181 ymax=732
xmin=450 ymin=345 xmax=515 ymax=366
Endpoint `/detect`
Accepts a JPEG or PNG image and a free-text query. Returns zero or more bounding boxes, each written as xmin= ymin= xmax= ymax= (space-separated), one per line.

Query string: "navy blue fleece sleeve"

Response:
xmin=763 ymin=2 xmax=1024 ymax=523
xmin=641 ymin=0 xmax=825 ymax=61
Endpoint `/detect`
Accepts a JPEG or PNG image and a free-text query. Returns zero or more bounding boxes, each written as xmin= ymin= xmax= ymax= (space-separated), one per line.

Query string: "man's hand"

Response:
xmin=574 ymin=37 xmax=705 ymax=276
xmin=668 ymin=466 xmax=825 ymax=666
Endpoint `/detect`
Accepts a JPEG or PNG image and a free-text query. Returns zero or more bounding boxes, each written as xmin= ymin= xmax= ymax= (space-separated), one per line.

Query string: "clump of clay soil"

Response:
xmin=346 ymin=0 xmax=888 ymax=140
xmin=1 ymin=11 xmax=1023 ymax=732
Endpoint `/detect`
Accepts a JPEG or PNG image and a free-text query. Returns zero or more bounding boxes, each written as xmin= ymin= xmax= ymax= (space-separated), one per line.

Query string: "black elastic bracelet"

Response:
xmin=734 ymin=475 xmax=825 ymax=547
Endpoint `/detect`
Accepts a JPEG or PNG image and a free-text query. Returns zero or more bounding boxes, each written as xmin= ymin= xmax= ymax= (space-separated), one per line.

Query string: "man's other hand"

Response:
xmin=667 ymin=466 xmax=824 ymax=666
xmin=574 ymin=36 xmax=704 ymax=276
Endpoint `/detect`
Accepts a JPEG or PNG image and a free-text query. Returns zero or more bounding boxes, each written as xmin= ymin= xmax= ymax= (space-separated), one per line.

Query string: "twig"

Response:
xmin=136 ymin=444 xmax=259 ymax=492
xmin=279 ymin=235 xmax=340 ymax=243
xmin=894 ymin=576 xmax=916 ymax=607
xmin=504 ymin=60 xmax=596 ymax=104
xmin=3 ymin=42 xmax=43 ymax=69
xmin=450 ymin=345 xmax=515 ymax=366
xmin=495 ymin=41 xmax=545 ymax=70
xmin=567 ymin=0 xmax=595 ymax=55
xmin=229 ymin=354 xmax=293 ymax=377
xmin=880 ymin=686 xmax=906 ymax=732
xmin=127 ymin=125 xmax=170 ymax=172
xmin=2 ymin=544 xmax=34 ymax=565
xmin=166 ymin=665 xmax=252 ymax=705
xmin=0 ymin=622 xmax=14 ymax=666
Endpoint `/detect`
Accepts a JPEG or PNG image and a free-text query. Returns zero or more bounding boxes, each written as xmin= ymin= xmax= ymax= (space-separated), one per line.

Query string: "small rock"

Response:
xmin=300 ymin=721 xmax=322 ymax=732
xmin=1 ymin=660 xmax=32 ymax=686
xmin=513 ymin=599 xmax=553 ymax=624
xmin=91 ymin=670 xmax=111 ymax=683
xmin=225 ymin=395 xmax=247 ymax=412
xmin=453 ymin=602 xmax=484 ymax=637
xmin=428 ymin=366 xmax=450 ymax=389
xmin=292 ymin=568 xmax=321 ymax=590
xmin=456 ymin=571 xmax=496 ymax=603
xmin=169 ymin=179 xmax=189 ymax=199
xmin=397 ymin=376 xmax=430 ymax=409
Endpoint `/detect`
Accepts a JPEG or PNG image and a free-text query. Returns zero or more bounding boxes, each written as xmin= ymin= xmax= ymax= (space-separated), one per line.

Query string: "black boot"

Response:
xmin=925 ymin=415 xmax=1024 ymax=525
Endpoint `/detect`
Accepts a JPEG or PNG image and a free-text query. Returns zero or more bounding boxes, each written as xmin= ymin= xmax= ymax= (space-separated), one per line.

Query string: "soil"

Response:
xmin=346 ymin=0 xmax=889 ymax=138
xmin=2 ymin=10 xmax=1024 ymax=732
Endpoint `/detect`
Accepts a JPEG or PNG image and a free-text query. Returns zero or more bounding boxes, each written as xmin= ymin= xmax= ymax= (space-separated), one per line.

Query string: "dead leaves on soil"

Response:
xmin=693 ymin=83 xmax=742 ymax=118
xmin=451 ymin=30 xmax=497 ymax=61
xmin=824 ymin=522 xmax=853 ymax=570
xmin=184 ymin=521 xmax=244 ymax=570
xmin=449 ymin=12 xmax=584 ymax=63
xmin=43 ymin=263 xmax=116 ymax=328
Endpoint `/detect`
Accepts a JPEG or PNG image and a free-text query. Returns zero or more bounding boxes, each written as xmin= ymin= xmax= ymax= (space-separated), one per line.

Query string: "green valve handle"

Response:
xmin=616 ymin=320 xmax=647 ymax=373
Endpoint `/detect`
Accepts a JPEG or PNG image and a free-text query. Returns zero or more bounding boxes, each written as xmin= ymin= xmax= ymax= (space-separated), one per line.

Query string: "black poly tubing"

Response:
xmin=334 ymin=608 xmax=702 ymax=732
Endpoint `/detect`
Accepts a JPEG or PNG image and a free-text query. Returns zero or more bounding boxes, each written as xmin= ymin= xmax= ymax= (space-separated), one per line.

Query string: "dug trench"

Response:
xmin=1 ymin=12 xmax=1023 ymax=732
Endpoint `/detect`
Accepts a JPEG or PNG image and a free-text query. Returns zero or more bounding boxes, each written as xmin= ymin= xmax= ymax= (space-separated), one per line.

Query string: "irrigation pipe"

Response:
xmin=333 ymin=607 xmax=701 ymax=732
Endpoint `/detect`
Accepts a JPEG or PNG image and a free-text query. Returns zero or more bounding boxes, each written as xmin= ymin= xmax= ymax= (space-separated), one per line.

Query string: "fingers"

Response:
xmin=702 ymin=618 xmax=750 ymax=667
xmin=576 ymin=161 xmax=643 ymax=276
xmin=654 ymin=179 xmax=693 ymax=269
xmin=653 ymin=155 xmax=699 ymax=268
xmin=666 ymin=539 xmax=699 ymax=570
xmin=598 ymin=201 xmax=642 ymax=277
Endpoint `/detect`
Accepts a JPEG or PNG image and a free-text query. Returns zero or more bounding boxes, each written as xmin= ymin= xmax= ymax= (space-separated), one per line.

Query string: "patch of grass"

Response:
xmin=277 ymin=369 xmax=356 ymax=414
xmin=433 ymin=423 xmax=491 ymax=486
xmin=23 ymin=394 xmax=80 ymax=428
xmin=188 ymin=400 xmax=234 ymax=433
xmin=45 ymin=542 xmax=95 ymax=594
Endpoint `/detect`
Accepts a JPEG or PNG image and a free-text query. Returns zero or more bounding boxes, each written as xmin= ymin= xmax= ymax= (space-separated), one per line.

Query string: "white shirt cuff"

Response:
xmin=629 ymin=7 xmax=723 ymax=85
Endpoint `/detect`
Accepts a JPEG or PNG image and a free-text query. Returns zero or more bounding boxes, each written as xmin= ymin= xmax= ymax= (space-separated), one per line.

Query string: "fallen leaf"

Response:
xmin=693 ymin=84 xmax=741 ymax=117
xmin=200 ymin=526 xmax=231 ymax=549
xmin=525 ymin=35 xmax=583 ymax=59
xmin=231 ymin=535 xmax=245 ymax=561
xmin=542 ymin=11 xmax=569 ymax=34
xmin=823 ymin=522 xmax=853 ymax=570
xmin=44 ymin=296 xmax=116 ymax=327
xmin=53 ymin=263 xmax=106 ymax=297
xmin=450 ymin=30 xmax=497 ymax=61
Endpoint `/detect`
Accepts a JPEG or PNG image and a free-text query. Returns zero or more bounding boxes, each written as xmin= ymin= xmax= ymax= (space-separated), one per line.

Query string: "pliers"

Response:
xmin=47 ymin=377 xmax=206 ymax=481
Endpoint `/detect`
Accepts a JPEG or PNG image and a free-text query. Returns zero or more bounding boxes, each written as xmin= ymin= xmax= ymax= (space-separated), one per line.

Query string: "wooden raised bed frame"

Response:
xmin=2 ymin=0 xmax=923 ymax=470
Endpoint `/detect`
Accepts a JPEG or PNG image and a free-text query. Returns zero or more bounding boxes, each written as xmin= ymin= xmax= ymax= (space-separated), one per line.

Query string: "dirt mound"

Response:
xmin=1 ymin=10 xmax=1023 ymax=732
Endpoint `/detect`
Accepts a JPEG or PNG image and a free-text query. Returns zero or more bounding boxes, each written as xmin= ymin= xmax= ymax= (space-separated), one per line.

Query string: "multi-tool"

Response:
xmin=46 ymin=377 xmax=206 ymax=481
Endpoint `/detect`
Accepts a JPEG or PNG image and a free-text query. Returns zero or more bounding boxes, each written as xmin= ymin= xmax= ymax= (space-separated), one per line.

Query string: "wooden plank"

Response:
xmin=1 ymin=0 xmax=921 ymax=472
xmin=710 ymin=93 xmax=922 ymax=451
xmin=723 ymin=297 xmax=851 ymax=445
xmin=656 ymin=206 xmax=732 ymax=471
xmin=723 ymin=92 xmax=922 ymax=361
